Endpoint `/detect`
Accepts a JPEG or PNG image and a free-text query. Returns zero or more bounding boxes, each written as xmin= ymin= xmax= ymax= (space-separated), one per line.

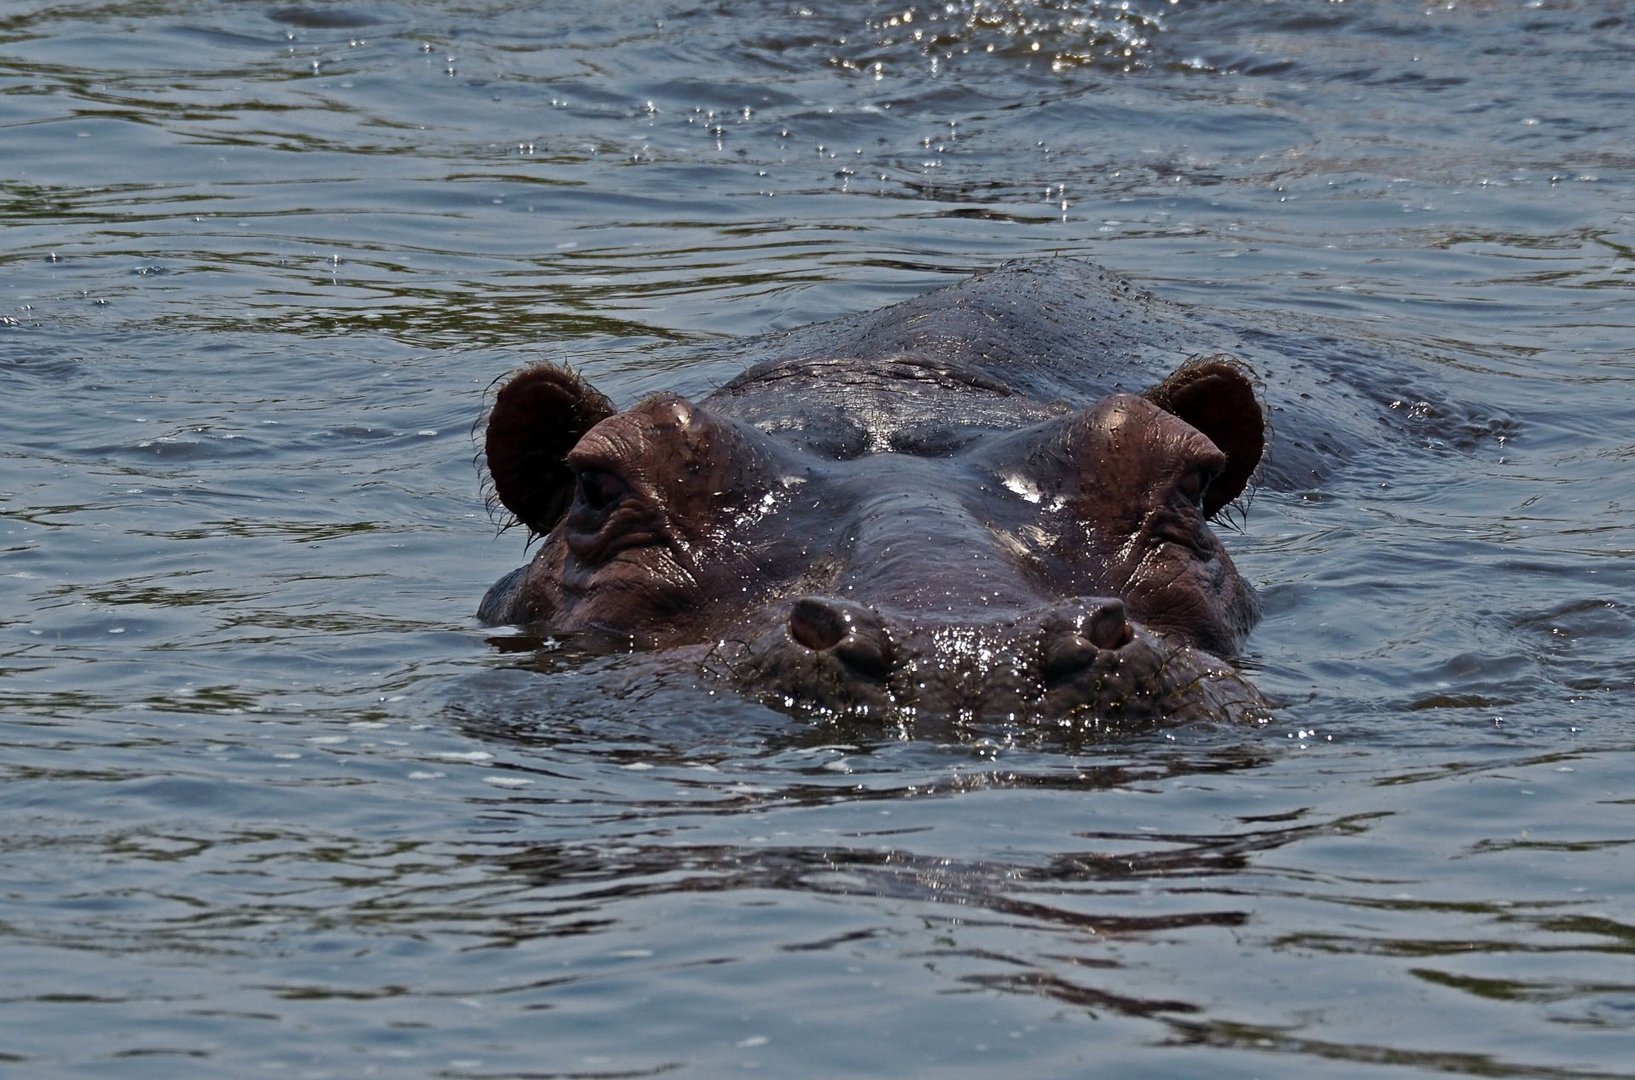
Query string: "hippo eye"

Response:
xmin=575 ymin=467 xmax=628 ymax=512
xmin=1176 ymin=466 xmax=1212 ymax=510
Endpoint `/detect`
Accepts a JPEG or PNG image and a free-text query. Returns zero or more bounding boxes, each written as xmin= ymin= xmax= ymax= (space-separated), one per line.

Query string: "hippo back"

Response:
xmin=713 ymin=258 xmax=1383 ymax=491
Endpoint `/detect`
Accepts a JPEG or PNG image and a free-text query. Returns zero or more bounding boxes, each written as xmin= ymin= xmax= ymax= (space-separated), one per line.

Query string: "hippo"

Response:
xmin=478 ymin=259 xmax=1290 ymax=726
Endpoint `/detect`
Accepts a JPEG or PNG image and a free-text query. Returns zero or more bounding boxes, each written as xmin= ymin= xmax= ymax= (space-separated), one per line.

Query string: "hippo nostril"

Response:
xmin=1085 ymin=600 xmax=1133 ymax=651
xmin=1042 ymin=632 xmax=1100 ymax=679
xmin=1042 ymin=600 xmax=1134 ymax=680
xmin=789 ymin=596 xmax=849 ymax=651
xmin=787 ymin=596 xmax=893 ymax=679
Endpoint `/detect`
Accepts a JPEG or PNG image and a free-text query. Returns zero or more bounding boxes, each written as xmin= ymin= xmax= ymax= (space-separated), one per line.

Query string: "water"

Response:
xmin=2 ymin=1 xmax=1633 ymax=1076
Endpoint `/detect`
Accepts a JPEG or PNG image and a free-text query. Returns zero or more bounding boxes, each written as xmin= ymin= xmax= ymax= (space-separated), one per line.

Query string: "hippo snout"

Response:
xmin=786 ymin=594 xmax=1135 ymax=677
xmin=727 ymin=595 xmax=1260 ymax=725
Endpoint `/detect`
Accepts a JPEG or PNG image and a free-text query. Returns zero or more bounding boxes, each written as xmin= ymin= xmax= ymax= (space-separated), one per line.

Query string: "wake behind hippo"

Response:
xmin=478 ymin=259 xmax=1276 ymax=726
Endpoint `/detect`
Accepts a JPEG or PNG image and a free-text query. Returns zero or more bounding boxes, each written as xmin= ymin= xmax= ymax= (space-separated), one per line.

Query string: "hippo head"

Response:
xmin=480 ymin=355 xmax=1268 ymax=727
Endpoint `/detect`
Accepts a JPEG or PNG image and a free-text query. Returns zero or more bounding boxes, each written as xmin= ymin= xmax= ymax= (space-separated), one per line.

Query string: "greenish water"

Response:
xmin=2 ymin=2 xmax=1633 ymax=1076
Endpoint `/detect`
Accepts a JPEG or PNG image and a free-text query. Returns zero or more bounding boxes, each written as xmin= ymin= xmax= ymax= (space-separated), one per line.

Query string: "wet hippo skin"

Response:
xmin=478 ymin=259 xmax=1281 ymax=725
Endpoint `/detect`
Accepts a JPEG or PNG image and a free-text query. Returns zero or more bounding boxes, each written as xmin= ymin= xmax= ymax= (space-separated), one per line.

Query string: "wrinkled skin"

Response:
xmin=479 ymin=260 xmax=1273 ymax=726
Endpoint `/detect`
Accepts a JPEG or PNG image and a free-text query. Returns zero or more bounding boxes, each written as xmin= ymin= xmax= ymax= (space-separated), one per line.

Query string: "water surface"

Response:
xmin=3 ymin=2 xmax=1634 ymax=1077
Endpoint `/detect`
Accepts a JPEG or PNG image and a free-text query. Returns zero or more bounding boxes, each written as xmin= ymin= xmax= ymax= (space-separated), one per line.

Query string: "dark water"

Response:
xmin=3 ymin=1 xmax=1633 ymax=1076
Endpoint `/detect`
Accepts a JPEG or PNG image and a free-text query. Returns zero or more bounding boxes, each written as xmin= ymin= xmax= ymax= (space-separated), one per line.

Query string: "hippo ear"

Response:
xmin=1144 ymin=354 xmax=1264 ymax=517
xmin=484 ymin=363 xmax=615 ymax=535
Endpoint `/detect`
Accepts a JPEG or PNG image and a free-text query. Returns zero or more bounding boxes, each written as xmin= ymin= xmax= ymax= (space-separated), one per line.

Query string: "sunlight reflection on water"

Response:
xmin=1 ymin=0 xmax=1633 ymax=1076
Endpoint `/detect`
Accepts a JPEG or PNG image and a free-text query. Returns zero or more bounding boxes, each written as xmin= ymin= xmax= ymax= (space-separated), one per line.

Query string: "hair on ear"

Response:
xmin=482 ymin=363 xmax=615 ymax=535
xmin=1144 ymin=353 xmax=1266 ymax=517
